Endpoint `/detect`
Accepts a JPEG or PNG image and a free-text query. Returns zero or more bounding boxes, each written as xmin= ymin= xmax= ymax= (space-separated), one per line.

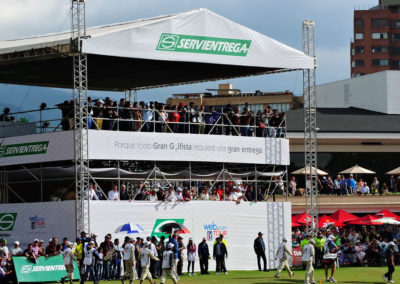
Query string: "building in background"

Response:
xmin=351 ymin=0 xmax=400 ymax=77
xmin=166 ymin=83 xmax=302 ymax=112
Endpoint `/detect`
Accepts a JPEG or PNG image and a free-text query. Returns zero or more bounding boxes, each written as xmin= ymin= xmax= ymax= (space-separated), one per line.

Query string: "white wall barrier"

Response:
xmin=90 ymin=201 xmax=291 ymax=270
xmin=0 ymin=201 xmax=291 ymax=270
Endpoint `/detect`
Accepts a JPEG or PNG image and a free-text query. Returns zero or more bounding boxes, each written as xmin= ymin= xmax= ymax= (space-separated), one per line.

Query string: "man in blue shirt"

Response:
xmin=346 ymin=174 xmax=356 ymax=195
xmin=254 ymin=232 xmax=269 ymax=272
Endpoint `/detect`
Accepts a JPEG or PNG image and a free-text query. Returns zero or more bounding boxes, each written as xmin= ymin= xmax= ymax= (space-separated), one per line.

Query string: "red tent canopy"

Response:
xmin=348 ymin=214 xmax=381 ymax=225
xmin=329 ymin=209 xmax=358 ymax=223
xmin=318 ymin=215 xmax=344 ymax=228
xmin=375 ymin=210 xmax=400 ymax=221
xmin=292 ymin=221 xmax=302 ymax=227
xmin=292 ymin=212 xmax=315 ymax=224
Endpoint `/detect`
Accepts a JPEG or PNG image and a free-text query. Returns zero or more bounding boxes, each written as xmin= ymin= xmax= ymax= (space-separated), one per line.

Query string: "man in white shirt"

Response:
xmin=61 ymin=241 xmax=76 ymax=284
xmin=80 ymin=241 xmax=100 ymax=284
xmin=121 ymin=238 xmax=136 ymax=284
xmin=160 ymin=243 xmax=179 ymax=284
xmin=108 ymin=185 xmax=119 ymax=201
xmin=302 ymin=239 xmax=316 ymax=284
xmin=11 ymin=241 xmax=23 ymax=256
xmin=174 ymin=188 xmax=184 ymax=202
xmin=274 ymin=237 xmax=294 ymax=279
xmin=0 ymin=239 xmax=9 ymax=261
xmin=87 ymin=183 xmax=99 ymax=200
xmin=139 ymin=241 xmax=159 ymax=284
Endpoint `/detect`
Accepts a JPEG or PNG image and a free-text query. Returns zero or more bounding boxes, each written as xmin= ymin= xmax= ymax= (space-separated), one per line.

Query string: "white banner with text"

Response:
xmin=88 ymin=130 xmax=290 ymax=165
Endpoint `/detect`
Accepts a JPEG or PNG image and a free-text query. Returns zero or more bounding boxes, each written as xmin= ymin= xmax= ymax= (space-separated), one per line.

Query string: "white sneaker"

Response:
xmin=216 ymin=272 xmax=219 ymax=275
xmin=388 ymin=281 xmax=395 ymax=283
xmin=225 ymin=272 xmax=228 ymax=275
xmin=330 ymin=277 xmax=337 ymax=283
xmin=188 ymin=273 xmax=192 ymax=276
xmin=192 ymin=273 xmax=197 ymax=276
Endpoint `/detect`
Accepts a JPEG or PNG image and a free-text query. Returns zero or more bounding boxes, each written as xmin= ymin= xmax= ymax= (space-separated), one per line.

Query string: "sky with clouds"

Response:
xmin=0 ymin=0 xmax=378 ymax=111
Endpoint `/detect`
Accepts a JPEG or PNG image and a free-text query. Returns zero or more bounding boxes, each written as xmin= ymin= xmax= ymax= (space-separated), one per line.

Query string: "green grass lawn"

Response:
xmin=62 ymin=266 xmax=399 ymax=284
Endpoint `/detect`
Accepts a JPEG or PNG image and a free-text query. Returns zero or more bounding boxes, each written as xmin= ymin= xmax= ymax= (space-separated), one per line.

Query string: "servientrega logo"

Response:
xmin=0 ymin=213 xmax=17 ymax=231
xmin=21 ymin=265 xmax=32 ymax=274
xmin=156 ymin=33 xmax=251 ymax=57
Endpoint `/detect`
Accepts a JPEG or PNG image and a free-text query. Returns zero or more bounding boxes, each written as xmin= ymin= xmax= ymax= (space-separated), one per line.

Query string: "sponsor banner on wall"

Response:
xmin=0 ymin=201 xmax=76 ymax=248
xmin=0 ymin=131 xmax=74 ymax=166
xmin=292 ymin=246 xmax=303 ymax=266
xmin=13 ymin=255 xmax=80 ymax=282
xmin=88 ymin=130 xmax=290 ymax=165
xmin=90 ymin=201 xmax=292 ymax=270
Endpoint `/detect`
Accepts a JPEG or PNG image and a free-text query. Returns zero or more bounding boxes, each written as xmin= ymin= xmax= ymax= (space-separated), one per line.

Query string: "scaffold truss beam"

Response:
xmin=72 ymin=0 xmax=90 ymax=235
xmin=302 ymin=20 xmax=318 ymax=236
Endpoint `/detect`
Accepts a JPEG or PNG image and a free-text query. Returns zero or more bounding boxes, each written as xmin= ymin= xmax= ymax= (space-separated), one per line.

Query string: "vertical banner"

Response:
xmin=292 ymin=247 xmax=303 ymax=266
xmin=13 ymin=255 xmax=80 ymax=282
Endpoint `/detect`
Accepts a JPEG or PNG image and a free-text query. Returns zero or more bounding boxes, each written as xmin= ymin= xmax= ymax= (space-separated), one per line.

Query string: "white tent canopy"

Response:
xmin=0 ymin=8 xmax=313 ymax=91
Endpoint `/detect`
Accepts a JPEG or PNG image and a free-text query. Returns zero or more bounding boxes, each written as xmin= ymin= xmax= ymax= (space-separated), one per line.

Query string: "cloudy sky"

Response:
xmin=0 ymin=0 xmax=377 ymax=112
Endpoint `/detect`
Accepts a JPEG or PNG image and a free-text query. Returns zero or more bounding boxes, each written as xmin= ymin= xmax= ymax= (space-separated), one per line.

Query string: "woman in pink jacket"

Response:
xmin=187 ymin=238 xmax=197 ymax=276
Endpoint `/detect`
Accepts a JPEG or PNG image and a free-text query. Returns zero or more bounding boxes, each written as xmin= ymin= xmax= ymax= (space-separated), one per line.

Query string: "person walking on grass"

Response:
xmin=160 ymin=243 xmax=179 ymax=284
xmin=138 ymin=241 xmax=159 ymax=284
xmin=323 ymin=235 xmax=338 ymax=283
xmin=302 ymin=239 xmax=316 ymax=284
xmin=274 ymin=237 xmax=294 ymax=279
xmin=61 ymin=242 xmax=76 ymax=284
xmin=383 ymin=241 xmax=396 ymax=283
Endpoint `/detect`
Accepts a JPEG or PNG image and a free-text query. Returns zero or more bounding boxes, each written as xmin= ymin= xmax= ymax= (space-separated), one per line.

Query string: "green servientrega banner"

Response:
xmin=13 ymin=255 xmax=80 ymax=282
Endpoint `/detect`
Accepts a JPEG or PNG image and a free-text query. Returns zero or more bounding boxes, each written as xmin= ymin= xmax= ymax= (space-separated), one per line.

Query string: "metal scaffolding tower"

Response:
xmin=302 ymin=20 xmax=318 ymax=235
xmin=71 ymin=0 xmax=90 ymax=235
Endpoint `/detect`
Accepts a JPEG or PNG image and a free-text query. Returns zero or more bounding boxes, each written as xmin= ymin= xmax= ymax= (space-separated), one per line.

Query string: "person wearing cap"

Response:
xmin=198 ymin=237 xmax=210 ymax=275
xmin=314 ymin=231 xmax=325 ymax=268
xmin=213 ymin=237 xmax=228 ymax=275
xmin=302 ymin=238 xmax=315 ymax=284
xmin=32 ymin=239 xmax=40 ymax=257
xmin=0 ymin=239 xmax=9 ymax=261
xmin=121 ymin=238 xmax=136 ymax=284
xmin=213 ymin=234 xmax=227 ymax=247
xmin=160 ymin=243 xmax=179 ymax=284
xmin=81 ymin=241 xmax=101 ymax=284
xmin=383 ymin=241 xmax=396 ymax=283
xmin=323 ymin=235 xmax=338 ymax=283
xmin=11 ymin=241 xmax=23 ymax=256
xmin=174 ymin=187 xmax=184 ymax=202
xmin=274 ymin=237 xmax=294 ymax=279
xmin=186 ymin=238 xmax=197 ymax=276
xmin=138 ymin=241 xmax=159 ymax=284
xmin=254 ymin=232 xmax=268 ymax=272
xmin=166 ymin=234 xmax=179 ymax=274
xmin=61 ymin=241 xmax=76 ymax=284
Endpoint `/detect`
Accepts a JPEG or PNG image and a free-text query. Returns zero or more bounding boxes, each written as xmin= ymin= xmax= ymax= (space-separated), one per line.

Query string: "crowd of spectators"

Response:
xmin=292 ymin=224 xmax=400 ymax=268
xmin=58 ymin=98 xmax=286 ymax=137
xmin=86 ymin=178 xmax=286 ymax=203
xmin=289 ymin=174 xmax=400 ymax=197
xmin=0 ymin=231 xmax=221 ymax=283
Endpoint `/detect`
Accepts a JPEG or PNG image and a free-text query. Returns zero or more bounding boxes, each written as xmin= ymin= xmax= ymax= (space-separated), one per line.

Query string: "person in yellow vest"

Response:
xmin=213 ymin=234 xmax=227 ymax=247
xmin=314 ymin=231 xmax=325 ymax=268
xmin=73 ymin=238 xmax=83 ymax=275
xmin=302 ymin=239 xmax=316 ymax=284
xmin=274 ymin=237 xmax=294 ymax=279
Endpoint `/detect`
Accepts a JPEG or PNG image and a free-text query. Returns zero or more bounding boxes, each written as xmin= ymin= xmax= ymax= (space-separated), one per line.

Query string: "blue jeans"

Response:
xmin=80 ymin=264 xmax=97 ymax=284
xmin=103 ymin=261 xmax=111 ymax=279
xmin=96 ymin=263 xmax=103 ymax=280
xmin=112 ymin=258 xmax=121 ymax=279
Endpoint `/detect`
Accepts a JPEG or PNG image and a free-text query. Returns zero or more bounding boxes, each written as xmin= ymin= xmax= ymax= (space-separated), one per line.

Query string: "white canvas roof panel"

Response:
xmin=0 ymin=8 xmax=313 ymax=90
